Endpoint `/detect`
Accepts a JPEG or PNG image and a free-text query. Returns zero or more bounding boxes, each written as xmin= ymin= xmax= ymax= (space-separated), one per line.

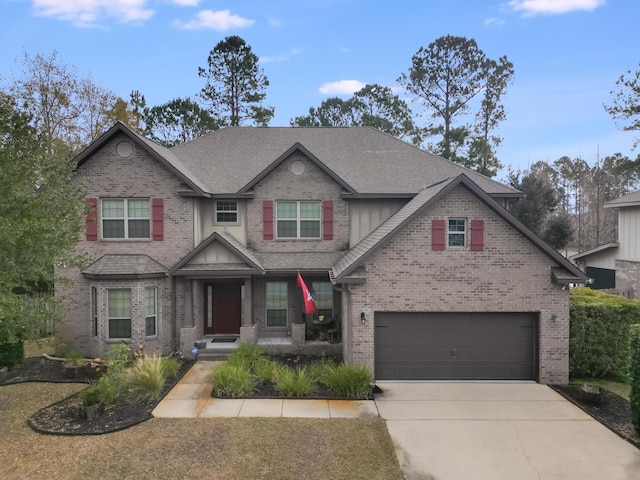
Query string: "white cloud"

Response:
xmin=174 ymin=9 xmax=254 ymax=30
xmin=261 ymin=47 xmax=302 ymax=64
xmin=484 ymin=17 xmax=505 ymax=26
xmin=168 ymin=0 xmax=201 ymax=5
xmin=508 ymin=0 xmax=606 ymax=16
xmin=319 ymin=80 xmax=366 ymax=95
xmin=32 ymin=0 xmax=154 ymax=27
xmin=267 ymin=15 xmax=283 ymax=27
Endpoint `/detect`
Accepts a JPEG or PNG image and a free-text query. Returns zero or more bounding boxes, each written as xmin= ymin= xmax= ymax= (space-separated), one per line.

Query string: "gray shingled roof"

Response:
xmin=256 ymin=252 xmax=345 ymax=272
xmin=171 ymin=231 xmax=264 ymax=274
xmin=332 ymin=177 xmax=456 ymax=280
xmin=82 ymin=254 xmax=168 ymax=278
xmin=332 ymin=174 xmax=587 ymax=283
xmin=170 ymin=127 xmax=518 ymax=197
xmin=605 ymin=190 xmax=640 ymax=208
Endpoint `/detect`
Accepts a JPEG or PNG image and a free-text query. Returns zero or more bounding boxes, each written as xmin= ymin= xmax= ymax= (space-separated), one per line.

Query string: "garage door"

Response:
xmin=375 ymin=312 xmax=536 ymax=380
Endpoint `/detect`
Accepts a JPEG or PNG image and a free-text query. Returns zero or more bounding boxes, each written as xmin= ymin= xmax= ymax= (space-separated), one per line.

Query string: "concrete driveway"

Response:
xmin=374 ymin=382 xmax=640 ymax=480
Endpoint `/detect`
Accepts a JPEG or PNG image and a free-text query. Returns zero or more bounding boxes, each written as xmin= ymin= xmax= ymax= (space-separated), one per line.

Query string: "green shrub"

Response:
xmin=630 ymin=325 xmax=640 ymax=434
xmin=212 ymin=363 xmax=256 ymax=397
xmin=253 ymin=358 xmax=278 ymax=383
xmin=306 ymin=358 xmax=336 ymax=383
xmin=0 ymin=335 xmax=24 ymax=368
xmin=94 ymin=365 xmax=129 ymax=405
xmin=79 ymin=384 xmax=101 ymax=406
xmin=127 ymin=354 xmax=169 ymax=401
xmin=226 ymin=342 xmax=266 ymax=370
xmin=162 ymin=356 xmax=182 ymax=378
xmin=105 ymin=342 xmax=132 ymax=366
xmin=569 ymin=288 xmax=640 ymax=378
xmin=319 ymin=363 xmax=372 ymax=399
xmin=273 ymin=366 xmax=313 ymax=397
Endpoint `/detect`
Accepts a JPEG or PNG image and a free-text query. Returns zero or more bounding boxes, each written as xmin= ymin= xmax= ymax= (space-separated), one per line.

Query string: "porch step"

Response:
xmin=195 ymin=350 xmax=234 ymax=361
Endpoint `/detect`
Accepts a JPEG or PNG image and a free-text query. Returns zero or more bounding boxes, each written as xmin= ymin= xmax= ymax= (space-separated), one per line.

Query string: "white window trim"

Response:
xmin=214 ymin=200 xmax=239 ymax=225
xmin=275 ymin=200 xmax=321 ymax=239
xmin=447 ymin=218 xmax=467 ymax=248
xmin=145 ymin=287 xmax=157 ymax=337
xmin=101 ymin=198 xmax=150 ymax=240
xmin=107 ymin=288 xmax=132 ymax=339
xmin=266 ymin=281 xmax=288 ymax=328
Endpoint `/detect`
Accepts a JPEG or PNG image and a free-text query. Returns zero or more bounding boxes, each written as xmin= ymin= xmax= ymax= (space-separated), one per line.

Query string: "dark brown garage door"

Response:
xmin=375 ymin=312 xmax=537 ymax=380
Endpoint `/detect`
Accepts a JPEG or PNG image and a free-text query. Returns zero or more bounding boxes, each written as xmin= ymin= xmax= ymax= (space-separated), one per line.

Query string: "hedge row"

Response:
xmin=630 ymin=325 xmax=640 ymax=434
xmin=569 ymin=288 xmax=640 ymax=379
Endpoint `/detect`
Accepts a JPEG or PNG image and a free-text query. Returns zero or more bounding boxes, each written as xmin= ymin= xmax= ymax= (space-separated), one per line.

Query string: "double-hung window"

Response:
xmin=102 ymin=198 xmax=150 ymax=239
xmin=215 ymin=201 xmax=238 ymax=223
xmin=266 ymin=282 xmax=288 ymax=327
xmin=312 ymin=282 xmax=333 ymax=319
xmin=447 ymin=218 xmax=467 ymax=247
xmin=276 ymin=201 xmax=320 ymax=238
xmin=145 ymin=287 xmax=157 ymax=337
xmin=108 ymin=289 xmax=131 ymax=338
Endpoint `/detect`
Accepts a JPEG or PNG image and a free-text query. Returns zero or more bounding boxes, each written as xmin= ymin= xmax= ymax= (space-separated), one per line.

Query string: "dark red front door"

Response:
xmin=204 ymin=282 xmax=242 ymax=335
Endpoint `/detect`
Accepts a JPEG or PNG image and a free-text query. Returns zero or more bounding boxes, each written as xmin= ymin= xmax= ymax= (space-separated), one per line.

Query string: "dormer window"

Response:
xmin=215 ymin=201 xmax=238 ymax=223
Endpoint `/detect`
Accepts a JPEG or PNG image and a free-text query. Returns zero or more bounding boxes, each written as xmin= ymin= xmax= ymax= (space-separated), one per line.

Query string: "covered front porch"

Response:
xmin=170 ymin=232 xmax=343 ymax=359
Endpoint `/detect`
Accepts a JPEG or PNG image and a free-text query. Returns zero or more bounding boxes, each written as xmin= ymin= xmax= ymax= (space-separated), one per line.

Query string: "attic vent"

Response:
xmin=290 ymin=159 xmax=306 ymax=175
xmin=116 ymin=141 xmax=134 ymax=158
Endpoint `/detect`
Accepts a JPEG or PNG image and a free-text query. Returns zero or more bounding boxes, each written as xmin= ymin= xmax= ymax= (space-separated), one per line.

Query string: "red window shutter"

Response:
xmin=470 ymin=219 xmax=484 ymax=251
xmin=263 ymin=200 xmax=274 ymax=240
xmin=152 ymin=198 xmax=164 ymax=241
xmin=432 ymin=219 xmax=445 ymax=251
xmin=86 ymin=198 xmax=98 ymax=241
xmin=322 ymin=200 xmax=334 ymax=240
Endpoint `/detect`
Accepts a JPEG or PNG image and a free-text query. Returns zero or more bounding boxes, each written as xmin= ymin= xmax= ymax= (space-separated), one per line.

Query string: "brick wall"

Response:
xmin=246 ymin=152 xmax=350 ymax=252
xmin=56 ymin=133 xmax=194 ymax=357
xmin=615 ymin=259 xmax=640 ymax=298
xmin=345 ymin=185 xmax=570 ymax=384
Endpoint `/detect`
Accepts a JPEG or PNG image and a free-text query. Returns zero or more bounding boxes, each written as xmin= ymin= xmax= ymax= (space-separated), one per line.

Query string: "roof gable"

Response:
xmin=332 ymin=174 xmax=586 ymax=283
xmin=73 ymin=122 xmax=207 ymax=195
xmin=238 ymin=142 xmax=356 ymax=195
xmin=171 ymin=231 xmax=264 ymax=276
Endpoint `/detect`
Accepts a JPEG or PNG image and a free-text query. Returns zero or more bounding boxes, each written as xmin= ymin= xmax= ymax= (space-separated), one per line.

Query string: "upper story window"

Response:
xmin=447 ymin=218 xmax=466 ymax=247
xmin=102 ymin=198 xmax=150 ymax=239
xmin=276 ymin=201 xmax=321 ymax=239
xmin=215 ymin=201 xmax=238 ymax=224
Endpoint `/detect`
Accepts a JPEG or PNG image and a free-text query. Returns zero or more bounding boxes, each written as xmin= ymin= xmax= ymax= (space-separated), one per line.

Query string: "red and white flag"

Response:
xmin=297 ymin=272 xmax=318 ymax=314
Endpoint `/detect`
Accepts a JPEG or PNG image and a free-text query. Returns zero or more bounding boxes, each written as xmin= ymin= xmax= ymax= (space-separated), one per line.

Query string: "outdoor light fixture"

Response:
xmin=551 ymin=314 xmax=558 ymax=323
xmin=360 ymin=312 xmax=366 ymax=324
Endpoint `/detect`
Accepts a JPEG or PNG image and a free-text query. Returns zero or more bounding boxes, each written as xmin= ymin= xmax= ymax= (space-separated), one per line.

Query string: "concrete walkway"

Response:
xmin=152 ymin=361 xmax=379 ymax=419
xmin=154 ymin=362 xmax=640 ymax=480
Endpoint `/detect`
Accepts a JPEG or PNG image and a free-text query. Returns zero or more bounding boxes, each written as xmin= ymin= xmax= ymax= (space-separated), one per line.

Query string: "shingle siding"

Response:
xmin=345 ymin=186 xmax=569 ymax=384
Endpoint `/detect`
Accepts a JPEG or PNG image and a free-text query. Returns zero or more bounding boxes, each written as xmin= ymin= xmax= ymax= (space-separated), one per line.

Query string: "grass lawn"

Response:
xmin=0 ymin=382 xmax=403 ymax=480
xmin=571 ymin=377 xmax=631 ymax=401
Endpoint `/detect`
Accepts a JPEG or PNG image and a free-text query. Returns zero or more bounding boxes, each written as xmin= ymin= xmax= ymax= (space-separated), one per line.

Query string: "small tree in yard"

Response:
xmin=0 ymin=91 xmax=85 ymax=367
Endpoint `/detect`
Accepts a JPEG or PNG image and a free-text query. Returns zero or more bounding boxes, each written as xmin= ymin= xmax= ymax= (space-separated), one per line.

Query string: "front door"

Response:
xmin=204 ymin=282 xmax=242 ymax=335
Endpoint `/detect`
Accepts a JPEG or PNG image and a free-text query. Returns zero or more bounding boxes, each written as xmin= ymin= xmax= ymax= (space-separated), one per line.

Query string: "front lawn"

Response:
xmin=0 ymin=382 xmax=403 ymax=480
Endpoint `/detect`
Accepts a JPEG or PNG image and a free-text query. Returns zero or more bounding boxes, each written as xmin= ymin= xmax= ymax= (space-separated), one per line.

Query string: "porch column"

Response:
xmin=184 ymin=280 xmax=193 ymax=327
xmin=241 ymin=277 xmax=252 ymax=326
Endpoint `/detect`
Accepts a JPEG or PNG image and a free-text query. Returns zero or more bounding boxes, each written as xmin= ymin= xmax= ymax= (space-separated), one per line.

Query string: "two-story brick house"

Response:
xmin=56 ymin=122 xmax=585 ymax=384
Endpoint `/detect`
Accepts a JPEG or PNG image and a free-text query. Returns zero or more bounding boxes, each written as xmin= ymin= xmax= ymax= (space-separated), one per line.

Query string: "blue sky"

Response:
xmin=0 ymin=0 xmax=638 ymax=178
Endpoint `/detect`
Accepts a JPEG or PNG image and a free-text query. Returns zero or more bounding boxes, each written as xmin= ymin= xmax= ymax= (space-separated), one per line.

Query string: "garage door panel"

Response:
xmin=375 ymin=312 xmax=536 ymax=380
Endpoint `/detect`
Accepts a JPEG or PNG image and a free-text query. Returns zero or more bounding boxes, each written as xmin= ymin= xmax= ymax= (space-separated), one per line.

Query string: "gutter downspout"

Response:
xmin=332 ymin=283 xmax=352 ymax=364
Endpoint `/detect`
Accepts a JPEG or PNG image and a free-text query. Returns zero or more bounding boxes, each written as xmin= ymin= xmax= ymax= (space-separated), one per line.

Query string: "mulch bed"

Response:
xmin=1 ymin=356 xmax=194 ymax=436
xmin=551 ymin=384 xmax=640 ymax=449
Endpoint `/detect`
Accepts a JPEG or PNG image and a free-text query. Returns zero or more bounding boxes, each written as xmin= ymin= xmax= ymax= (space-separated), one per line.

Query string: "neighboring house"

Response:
xmin=56 ymin=123 xmax=586 ymax=384
xmin=571 ymin=190 xmax=640 ymax=298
